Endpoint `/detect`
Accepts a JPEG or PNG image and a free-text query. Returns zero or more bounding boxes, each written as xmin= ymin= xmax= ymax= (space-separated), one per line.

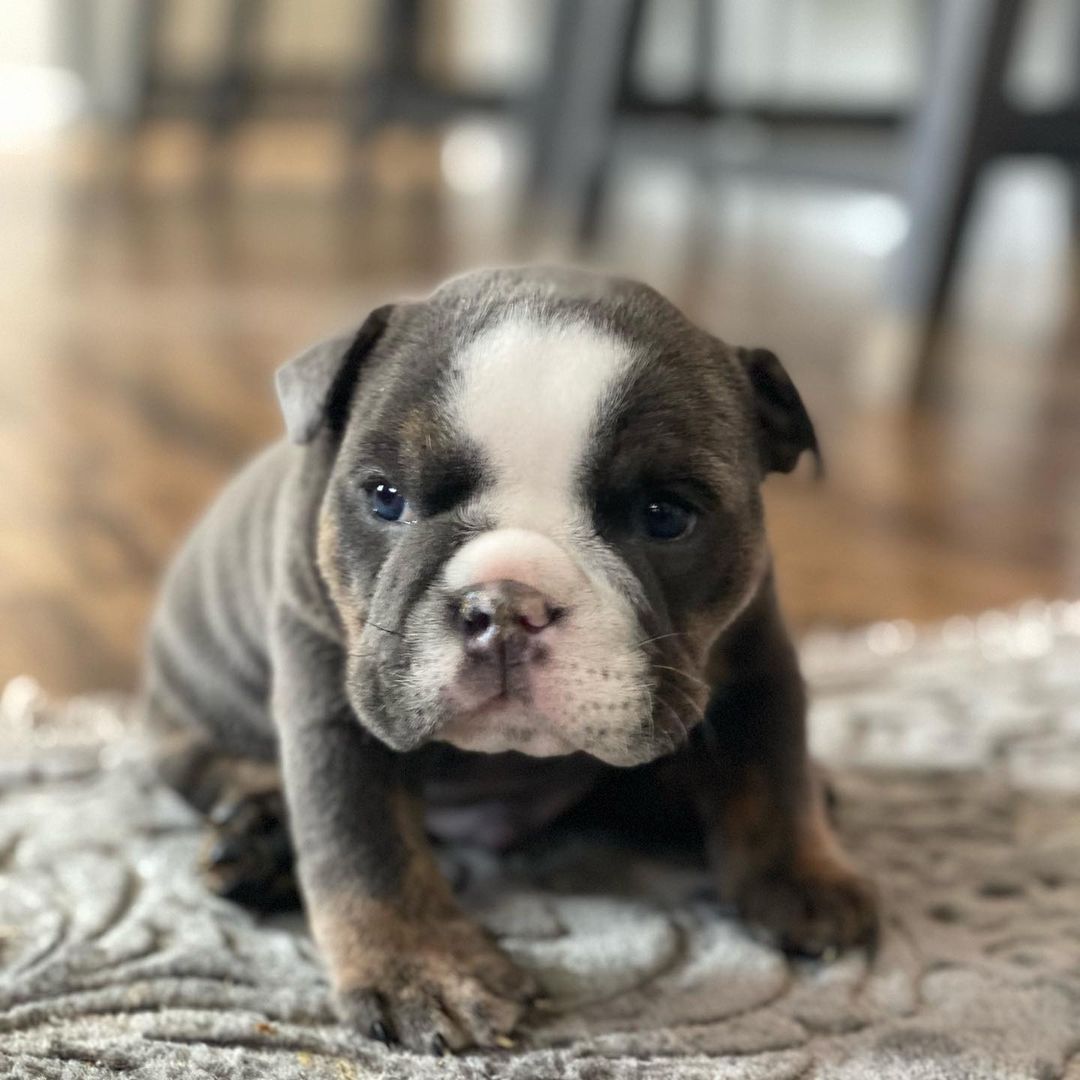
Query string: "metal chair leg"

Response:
xmin=525 ymin=0 xmax=642 ymax=244
xmin=205 ymin=0 xmax=266 ymax=135
xmin=347 ymin=0 xmax=424 ymax=141
xmin=63 ymin=0 xmax=164 ymax=129
xmin=577 ymin=0 xmax=647 ymax=244
xmin=523 ymin=0 xmax=583 ymax=212
xmin=891 ymin=0 xmax=1024 ymax=401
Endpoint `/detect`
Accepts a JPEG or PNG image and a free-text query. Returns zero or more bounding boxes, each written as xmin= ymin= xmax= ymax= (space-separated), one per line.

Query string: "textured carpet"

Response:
xmin=1 ymin=602 xmax=1079 ymax=1079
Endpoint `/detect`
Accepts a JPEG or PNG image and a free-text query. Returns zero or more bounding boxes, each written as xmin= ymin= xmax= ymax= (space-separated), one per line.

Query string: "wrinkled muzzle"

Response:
xmin=357 ymin=527 xmax=698 ymax=766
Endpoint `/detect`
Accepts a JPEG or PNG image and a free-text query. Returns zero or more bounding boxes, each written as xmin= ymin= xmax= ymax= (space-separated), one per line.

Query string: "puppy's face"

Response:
xmin=292 ymin=270 xmax=814 ymax=765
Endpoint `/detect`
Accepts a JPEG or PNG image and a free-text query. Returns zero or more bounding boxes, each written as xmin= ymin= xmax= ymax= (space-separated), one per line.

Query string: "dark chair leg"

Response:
xmin=1069 ymin=0 xmax=1080 ymax=237
xmin=525 ymin=0 xmax=641 ymax=245
xmin=536 ymin=0 xmax=713 ymax=246
xmin=205 ymin=0 xmax=266 ymax=136
xmin=577 ymin=0 xmax=648 ymax=245
xmin=523 ymin=0 xmax=580 ymax=201
xmin=125 ymin=0 xmax=165 ymax=128
xmin=891 ymin=0 xmax=1024 ymax=402
xmin=347 ymin=0 xmax=424 ymax=141
xmin=690 ymin=0 xmax=718 ymax=116
xmin=57 ymin=0 xmax=98 ymax=100
xmin=72 ymin=0 xmax=164 ymax=128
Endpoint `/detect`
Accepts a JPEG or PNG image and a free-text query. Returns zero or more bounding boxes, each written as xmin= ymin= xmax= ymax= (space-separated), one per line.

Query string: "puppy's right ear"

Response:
xmin=736 ymin=346 xmax=822 ymax=477
xmin=274 ymin=305 xmax=394 ymax=445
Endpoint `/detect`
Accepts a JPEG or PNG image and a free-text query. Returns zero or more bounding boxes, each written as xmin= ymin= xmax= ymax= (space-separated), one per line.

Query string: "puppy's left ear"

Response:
xmin=736 ymin=346 xmax=822 ymax=476
xmin=275 ymin=305 xmax=394 ymax=445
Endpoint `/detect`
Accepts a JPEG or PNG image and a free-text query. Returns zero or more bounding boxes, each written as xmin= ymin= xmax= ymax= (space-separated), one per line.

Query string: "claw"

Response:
xmin=334 ymin=921 xmax=531 ymax=1053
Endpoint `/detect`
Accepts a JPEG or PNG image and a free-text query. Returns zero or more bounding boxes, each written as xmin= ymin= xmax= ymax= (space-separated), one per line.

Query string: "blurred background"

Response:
xmin=0 ymin=0 xmax=1077 ymax=696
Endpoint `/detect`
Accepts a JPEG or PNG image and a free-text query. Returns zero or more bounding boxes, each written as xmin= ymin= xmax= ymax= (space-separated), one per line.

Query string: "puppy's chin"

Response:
xmin=436 ymin=698 xmax=685 ymax=767
xmin=438 ymin=700 xmax=578 ymax=758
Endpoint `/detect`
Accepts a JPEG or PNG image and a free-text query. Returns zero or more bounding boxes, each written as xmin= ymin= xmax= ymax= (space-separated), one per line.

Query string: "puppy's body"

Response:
xmin=144 ymin=267 xmax=876 ymax=1053
xmin=148 ymin=441 xmax=284 ymax=760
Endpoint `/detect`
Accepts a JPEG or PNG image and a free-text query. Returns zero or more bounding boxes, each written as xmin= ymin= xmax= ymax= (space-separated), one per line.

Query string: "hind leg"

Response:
xmin=199 ymin=757 xmax=298 ymax=912
xmin=147 ymin=711 xmax=299 ymax=911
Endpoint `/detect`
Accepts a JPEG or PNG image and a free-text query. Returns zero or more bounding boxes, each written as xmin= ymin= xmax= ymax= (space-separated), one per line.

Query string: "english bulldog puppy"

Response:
xmin=144 ymin=266 xmax=877 ymax=1054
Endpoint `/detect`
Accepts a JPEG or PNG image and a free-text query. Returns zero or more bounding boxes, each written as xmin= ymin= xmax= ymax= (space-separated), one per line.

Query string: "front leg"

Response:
xmin=692 ymin=576 xmax=878 ymax=956
xmin=272 ymin=616 xmax=535 ymax=1053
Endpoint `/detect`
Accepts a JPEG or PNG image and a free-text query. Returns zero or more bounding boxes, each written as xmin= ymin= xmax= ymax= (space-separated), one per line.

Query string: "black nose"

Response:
xmin=450 ymin=580 xmax=562 ymax=658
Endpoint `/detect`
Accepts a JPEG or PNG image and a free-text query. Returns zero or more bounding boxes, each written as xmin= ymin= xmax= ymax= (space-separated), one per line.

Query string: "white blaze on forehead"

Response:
xmin=420 ymin=314 xmax=657 ymax=763
xmin=451 ymin=316 xmax=635 ymax=533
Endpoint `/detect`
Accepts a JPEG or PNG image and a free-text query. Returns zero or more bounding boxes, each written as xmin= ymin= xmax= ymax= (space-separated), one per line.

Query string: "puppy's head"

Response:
xmin=276 ymin=267 xmax=817 ymax=765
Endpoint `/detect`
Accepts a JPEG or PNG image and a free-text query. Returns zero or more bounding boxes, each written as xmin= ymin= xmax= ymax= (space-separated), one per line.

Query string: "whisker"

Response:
xmin=368 ymin=622 xmax=404 ymax=638
xmin=662 ymin=679 xmax=706 ymax=723
xmin=650 ymin=663 xmax=709 ymax=690
xmin=635 ymin=631 xmax=688 ymax=649
xmin=653 ymin=694 xmax=688 ymax=742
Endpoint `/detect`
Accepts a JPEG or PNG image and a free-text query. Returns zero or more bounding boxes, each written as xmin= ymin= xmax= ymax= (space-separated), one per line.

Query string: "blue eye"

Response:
xmin=642 ymin=497 xmax=695 ymax=541
xmin=369 ymin=482 xmax=414 ymax=523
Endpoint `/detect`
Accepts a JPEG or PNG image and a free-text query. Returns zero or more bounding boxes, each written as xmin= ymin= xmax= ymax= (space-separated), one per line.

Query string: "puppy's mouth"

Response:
xmin=434 ymin=658 xmax=672 ymax=763
xmin=446 ymin=683 xmax=528 ymax=719
xmin=379 ymin=572 xmax=696 ymax=763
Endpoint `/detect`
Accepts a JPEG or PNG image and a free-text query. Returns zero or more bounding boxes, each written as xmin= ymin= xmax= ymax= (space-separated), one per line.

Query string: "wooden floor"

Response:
xmin=1 ymin=121 xmax=1077 ymax=696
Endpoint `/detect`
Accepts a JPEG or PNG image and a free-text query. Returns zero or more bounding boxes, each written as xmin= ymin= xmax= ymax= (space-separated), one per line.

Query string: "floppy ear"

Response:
xmin=274 ymin=305 xmax=394 ymax=445
xmin=736 ymin=346 xmax=822 ymax=476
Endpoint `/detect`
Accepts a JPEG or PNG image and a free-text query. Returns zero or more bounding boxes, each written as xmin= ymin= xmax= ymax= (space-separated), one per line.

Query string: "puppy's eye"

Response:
xmin=641 ymin=496 xmax=695 ymax=541
xmin=368 ymin=482 xmax=416 ymax=524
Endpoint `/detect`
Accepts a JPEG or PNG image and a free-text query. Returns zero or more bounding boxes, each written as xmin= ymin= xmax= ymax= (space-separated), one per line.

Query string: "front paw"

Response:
xmin=737 ymin=861 xmax=879 ymax=958
xmin=336 ymin=917 xmax=538 ymax=1053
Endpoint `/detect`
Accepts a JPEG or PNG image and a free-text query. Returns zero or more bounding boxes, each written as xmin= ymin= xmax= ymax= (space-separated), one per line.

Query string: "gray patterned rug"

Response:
xmin=1 ymin=602 xmax=1079 ymax=1079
